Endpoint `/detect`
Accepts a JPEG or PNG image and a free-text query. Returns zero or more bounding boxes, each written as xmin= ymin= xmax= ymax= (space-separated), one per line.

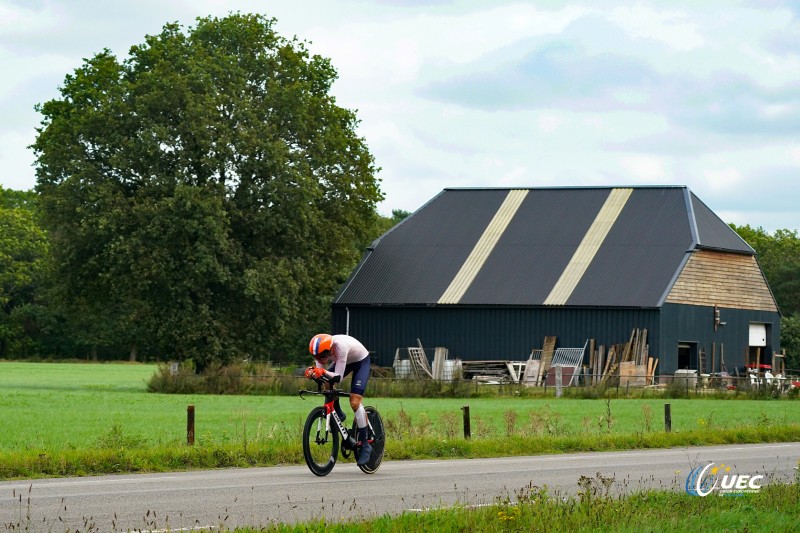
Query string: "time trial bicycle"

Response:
xmin=299 ymin=373 xmax=385 ymax=476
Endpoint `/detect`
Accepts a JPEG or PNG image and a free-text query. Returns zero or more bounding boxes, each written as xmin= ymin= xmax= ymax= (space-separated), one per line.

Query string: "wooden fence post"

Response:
xmin=187 ymin=405 xmax=195 ymax=445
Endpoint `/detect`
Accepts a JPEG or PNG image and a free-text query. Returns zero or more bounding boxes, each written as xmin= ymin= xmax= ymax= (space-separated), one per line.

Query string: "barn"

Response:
xmin=331 ymin=186 xmax=780 ymax=380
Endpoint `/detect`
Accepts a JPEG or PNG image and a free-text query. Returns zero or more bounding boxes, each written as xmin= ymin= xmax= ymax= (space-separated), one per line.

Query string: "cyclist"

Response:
xmin=305 ymin=333 xmax=372 ymax=466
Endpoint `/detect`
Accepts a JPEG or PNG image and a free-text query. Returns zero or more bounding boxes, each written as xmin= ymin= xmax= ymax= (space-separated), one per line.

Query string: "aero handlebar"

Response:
xmin=298 ymin=373 xmax=348 ymax=399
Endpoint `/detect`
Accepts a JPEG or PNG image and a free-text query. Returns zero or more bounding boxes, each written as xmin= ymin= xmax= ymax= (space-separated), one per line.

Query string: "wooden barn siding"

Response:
xmin=665 ymin=250 xmax=778 ymax=312
xmin=331 ymin=306 xmax=660 ymax=368
xmin=659 ymin=303 xmax=781 ymax=375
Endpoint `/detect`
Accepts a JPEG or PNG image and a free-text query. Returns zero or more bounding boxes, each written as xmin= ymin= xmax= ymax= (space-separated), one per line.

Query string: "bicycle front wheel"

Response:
xmin=358 ymin=406 xmax=385 ymax=474
xmin=303 ymin=406 xmax=339 ymax=476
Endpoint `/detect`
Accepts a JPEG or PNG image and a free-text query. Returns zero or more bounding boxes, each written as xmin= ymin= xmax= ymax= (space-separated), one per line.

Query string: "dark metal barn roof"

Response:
xmin=334 ymin=186 xmax=753 ymax=308
xmin=690 ymin=192 xmax=753 ymax=253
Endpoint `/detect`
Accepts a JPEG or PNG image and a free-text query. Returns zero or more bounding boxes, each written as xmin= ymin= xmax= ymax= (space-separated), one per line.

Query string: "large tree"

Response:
xmin=0 ymin=187 xmax=48 ymax=357
xmin=730 ymin=224 xmax=800 ymax=316
xmin=33 ymin=14 xmax=383 ymax=366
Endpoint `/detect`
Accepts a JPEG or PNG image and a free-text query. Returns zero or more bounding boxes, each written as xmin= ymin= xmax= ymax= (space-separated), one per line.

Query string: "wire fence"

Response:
xmin=148 ymin=364 xmax=800 ymax=399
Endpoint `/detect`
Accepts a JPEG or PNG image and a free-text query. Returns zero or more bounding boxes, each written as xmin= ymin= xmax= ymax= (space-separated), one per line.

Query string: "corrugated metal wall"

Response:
xmin=332 ymin=305 xmax=660 ymax=367
xmin=332 ymin=304 xmax=781 ymax=375
xmin=659 ymin=303 xmax=781 ymax=375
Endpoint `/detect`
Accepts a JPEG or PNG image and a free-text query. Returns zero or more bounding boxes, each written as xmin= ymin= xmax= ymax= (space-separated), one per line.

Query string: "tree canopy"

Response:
xmin=32 ymin=14 xmax=383 ymax=366
xmin=730 ymin=224 xmax=800 ymax=316
xmin=0 ymin=186 xmax=48 ymax=357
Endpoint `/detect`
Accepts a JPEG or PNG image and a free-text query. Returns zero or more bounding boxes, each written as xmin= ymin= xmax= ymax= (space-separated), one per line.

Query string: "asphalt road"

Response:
xmin=1 ymin=442 xmax=798 ymax=532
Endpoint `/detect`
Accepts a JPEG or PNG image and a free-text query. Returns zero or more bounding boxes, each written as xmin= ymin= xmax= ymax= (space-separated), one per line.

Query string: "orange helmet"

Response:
xmin=309 ymin=333 xmax=333 ymax=359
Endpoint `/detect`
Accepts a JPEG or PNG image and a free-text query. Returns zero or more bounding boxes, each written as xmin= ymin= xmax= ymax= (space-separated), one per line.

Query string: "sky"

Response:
xmin=1 ymin=0 xmax=799 ymax=232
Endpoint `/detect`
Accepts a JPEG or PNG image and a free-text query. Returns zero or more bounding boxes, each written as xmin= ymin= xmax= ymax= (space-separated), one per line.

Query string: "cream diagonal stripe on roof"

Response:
xmin=438 ymin=189 xmax=529 ymax=304
xmin=544 ymin=188 xmax=633 ymax=305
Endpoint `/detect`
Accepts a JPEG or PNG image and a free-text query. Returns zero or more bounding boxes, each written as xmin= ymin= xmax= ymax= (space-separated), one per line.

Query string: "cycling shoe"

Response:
xmin=356 ymin=441 xmax=373 ymax=466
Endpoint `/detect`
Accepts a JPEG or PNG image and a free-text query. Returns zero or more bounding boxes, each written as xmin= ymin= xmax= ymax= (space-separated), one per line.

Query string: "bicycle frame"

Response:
xmin=300 ymin=376 xmax=357 ymax=451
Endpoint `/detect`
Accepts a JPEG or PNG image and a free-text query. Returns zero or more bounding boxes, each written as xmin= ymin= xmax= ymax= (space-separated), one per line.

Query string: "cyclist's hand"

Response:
xmin=305 ymin=367 xmax=325 ymax=380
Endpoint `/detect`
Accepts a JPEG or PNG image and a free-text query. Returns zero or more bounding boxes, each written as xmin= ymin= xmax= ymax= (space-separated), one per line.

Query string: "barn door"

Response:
xmin=748 ymin=323 xmax=766 ymax=347
xmin=677 ymin=342 xmax=697 ymax=370
xmin=747 ymin=323 xmax=768 ymax=370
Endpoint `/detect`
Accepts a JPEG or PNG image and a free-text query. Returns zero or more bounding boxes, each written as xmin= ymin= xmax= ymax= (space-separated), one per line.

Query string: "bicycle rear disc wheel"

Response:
xmin=303 ymin=406 xmax=339 ymax=476
xmin=358 ymin=406 xmax=385 ymax=474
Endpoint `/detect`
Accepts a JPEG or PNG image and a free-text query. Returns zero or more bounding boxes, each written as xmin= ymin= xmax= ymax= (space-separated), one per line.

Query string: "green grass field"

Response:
xmin=2 ymin=361 xmax=799 ymax=450
xmin=0 ymin=362 xmax=310 ymax=450
xmin=1 ymin=361 xmax=799 ymax=480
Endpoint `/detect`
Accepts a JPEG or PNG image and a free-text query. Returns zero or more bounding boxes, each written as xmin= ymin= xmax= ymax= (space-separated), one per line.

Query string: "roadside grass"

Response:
xmin=3 ymin=423 xmax=799 ymax=479
xmin=1 ymin=361 xmax=799 ymax=479
xmin=238 ymin=480 xmax=800 ymax=533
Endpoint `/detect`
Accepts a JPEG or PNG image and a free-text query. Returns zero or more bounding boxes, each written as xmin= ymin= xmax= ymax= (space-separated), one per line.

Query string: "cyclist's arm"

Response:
xmin=313 ymin=352 xmax=344 ymax=380
xmin=329 ymin=345 xmax=347 ymax=379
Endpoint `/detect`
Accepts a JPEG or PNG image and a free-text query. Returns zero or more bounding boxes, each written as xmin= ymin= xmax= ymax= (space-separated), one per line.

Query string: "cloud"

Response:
xmin=705 ymin=166 xmax=800 ymax=212
xmin=419 ymin=11 xmax=800 ymax=140
xmin=618 ymin=155 xmax=668 ymax=182
xmin=748 ymin=0 xmax=800 ymax=19
xmin=606 ymin=5 xmax=705 ymax=51
xmin=0 ymin=1 xmax=175 ymax=56
xmin=764 ymin=25 xmax=800 ymax=57
xmin=421 ymin=40 xmax=660 ymax=112
xmin=0 ymin=129 xmax=37 ymax=189
xmin=670 ymin=74 xmax=800 ymax=136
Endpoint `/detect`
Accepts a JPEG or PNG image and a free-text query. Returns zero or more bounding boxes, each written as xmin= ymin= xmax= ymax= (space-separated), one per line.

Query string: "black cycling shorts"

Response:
xmin=328 ymin=354 xmax=370 ymax=396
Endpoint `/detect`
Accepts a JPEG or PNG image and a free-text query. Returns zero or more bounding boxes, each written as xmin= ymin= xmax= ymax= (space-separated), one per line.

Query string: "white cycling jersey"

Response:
xmin=315 ymin=334 xmax=369 ymax=377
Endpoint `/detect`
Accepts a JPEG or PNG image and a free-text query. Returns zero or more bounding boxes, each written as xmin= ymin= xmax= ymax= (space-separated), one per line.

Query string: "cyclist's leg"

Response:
xmin=347 ymin=355 xmax=370 ymax=414
xmin=347 ymin=356 xmax=372 ymax=465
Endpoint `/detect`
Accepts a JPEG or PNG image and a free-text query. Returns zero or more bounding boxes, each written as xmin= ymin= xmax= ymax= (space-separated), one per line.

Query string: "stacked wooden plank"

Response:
xmin=589 ymin=343 xmax=606 ymax=385
xmin=461 ymin=360 xmax=517 ymax=382
xmin=646 ymin=357 xmax=659 ymax=384
xmin=593 ymin=328 xmax=659 ymax=386
xmin=620 ymin=329 xmax=646 ymax=387
xmin=599 ymin=344 xmax=618 ymax=384
xmin=535 ymin=336 xmax=557 ymax=386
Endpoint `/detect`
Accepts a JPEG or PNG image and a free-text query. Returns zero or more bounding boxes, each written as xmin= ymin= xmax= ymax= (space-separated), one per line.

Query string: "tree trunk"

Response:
xmin=129 ymin=343 xmax=138 ymax=362
xmin=91 ymin=346 xmax=98 ymax=361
